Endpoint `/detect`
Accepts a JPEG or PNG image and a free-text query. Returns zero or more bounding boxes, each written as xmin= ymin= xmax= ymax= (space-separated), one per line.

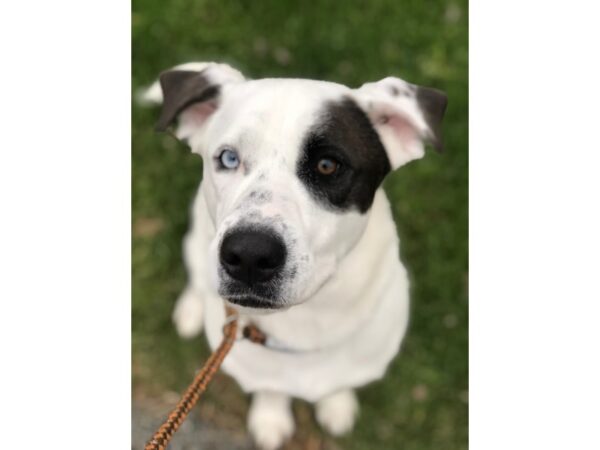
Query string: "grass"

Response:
xmin=132 ymin=0 xmax=468 ymax=448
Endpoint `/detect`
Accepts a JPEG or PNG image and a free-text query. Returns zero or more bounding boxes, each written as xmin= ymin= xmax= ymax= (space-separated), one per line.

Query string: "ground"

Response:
xmin=132 ymin=1 xmax=468 ymax=449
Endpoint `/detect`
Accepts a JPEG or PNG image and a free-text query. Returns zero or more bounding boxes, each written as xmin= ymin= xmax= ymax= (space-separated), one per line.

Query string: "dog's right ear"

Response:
xmin=352 ymin=76 xmax=447 ymax=169
xmin=141 ymin=62 xmax=245 ymax=142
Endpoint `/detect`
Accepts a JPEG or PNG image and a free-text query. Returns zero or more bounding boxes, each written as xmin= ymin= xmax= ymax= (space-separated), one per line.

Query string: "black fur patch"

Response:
xmin=416 ymin=86 xmax=448 ymax=152
xmin=297 ymin=97 xmax=391 ymax=213
xmin=155 ymin=69 xmax=220 ymax=131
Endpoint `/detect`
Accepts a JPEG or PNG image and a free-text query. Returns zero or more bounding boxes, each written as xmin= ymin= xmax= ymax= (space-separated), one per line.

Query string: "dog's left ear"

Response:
xmin=352 ymin=76 xmax=448 ymax=169
xmin=141 ymin=62 xmax=245 ymax=142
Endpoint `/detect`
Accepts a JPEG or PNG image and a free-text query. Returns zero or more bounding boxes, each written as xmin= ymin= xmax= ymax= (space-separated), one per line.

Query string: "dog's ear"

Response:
xmin=352 ymin=76 xmax=447 ymax=169
xmin=141 ymin=62 xmax=245 ymax=142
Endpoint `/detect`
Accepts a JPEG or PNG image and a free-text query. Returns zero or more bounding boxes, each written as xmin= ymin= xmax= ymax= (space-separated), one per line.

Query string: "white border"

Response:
xmin=0 ymin=1 xmax=131 ymax=448
xmin=471 ymin=1 xmax=600 ymax=449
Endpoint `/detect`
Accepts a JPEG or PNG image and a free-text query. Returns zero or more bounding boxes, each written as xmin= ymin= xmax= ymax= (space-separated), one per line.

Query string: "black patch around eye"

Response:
xmin=297 ymin=97 xmax=390 ymax=213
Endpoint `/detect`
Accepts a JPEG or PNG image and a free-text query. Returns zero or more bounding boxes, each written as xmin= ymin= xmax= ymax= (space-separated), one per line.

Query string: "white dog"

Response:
xmin=143 ymin=62 xmax=446 ymax=450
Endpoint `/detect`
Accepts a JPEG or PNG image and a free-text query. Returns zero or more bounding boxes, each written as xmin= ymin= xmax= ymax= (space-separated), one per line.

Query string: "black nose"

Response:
xmin=220 ymin=229 xmax=287 ymax=285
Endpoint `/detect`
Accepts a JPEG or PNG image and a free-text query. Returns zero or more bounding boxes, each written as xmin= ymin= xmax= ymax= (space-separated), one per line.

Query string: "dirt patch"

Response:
xmin=132 ymin=397 xmax=252 ymax=450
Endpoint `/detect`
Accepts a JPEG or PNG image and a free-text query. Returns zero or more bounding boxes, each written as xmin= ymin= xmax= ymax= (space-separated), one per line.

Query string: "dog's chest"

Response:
xmin=202 ymin=256 xmax=409 ymax=401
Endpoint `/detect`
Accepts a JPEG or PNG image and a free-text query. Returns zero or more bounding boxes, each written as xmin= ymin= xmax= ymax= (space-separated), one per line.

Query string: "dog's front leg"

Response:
xmin=315 ymin=388 xmax=359 ymax=436
xmin=248 ymin=391 xmax=295 ymax=450
xmin=171 ymin=285 xmax=204 ymax=338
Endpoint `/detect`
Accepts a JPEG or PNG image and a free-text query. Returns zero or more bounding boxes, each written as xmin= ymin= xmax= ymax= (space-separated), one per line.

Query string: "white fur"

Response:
xmin=172 ymin=286 xmax=204 ymax=339
xmin=143 ymin=62 xmax=437 ymax=449
xmin=247 ymin=391 xmax=294 ymax=450
xmin=192 ymin=187 xmax=408 ymax=400
xmin=316 ymin=389 xmax=359 ymax=436
xmin=354 ymin=77 xmax=433 ymax=168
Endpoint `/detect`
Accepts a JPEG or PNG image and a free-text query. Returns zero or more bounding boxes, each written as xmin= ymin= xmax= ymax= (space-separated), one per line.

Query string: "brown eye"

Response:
xmin=316 ymin=158 xmax=339 ymax=175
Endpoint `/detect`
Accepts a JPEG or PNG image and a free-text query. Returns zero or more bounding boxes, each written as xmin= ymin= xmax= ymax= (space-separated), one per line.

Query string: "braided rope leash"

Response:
xmin=144 ymin=306 xmax=239 ymax=450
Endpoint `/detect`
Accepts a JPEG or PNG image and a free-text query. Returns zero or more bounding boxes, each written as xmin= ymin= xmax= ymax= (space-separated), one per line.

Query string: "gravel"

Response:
xmin=132 ymin=402 xmax=253 ymax=450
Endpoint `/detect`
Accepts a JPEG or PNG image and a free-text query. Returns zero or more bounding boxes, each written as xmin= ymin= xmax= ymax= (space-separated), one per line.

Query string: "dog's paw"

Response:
xmin=315 ymin=389 xmax=359 ymax=436
xmin=172 ymin=287 xmax=204 ymax=339
xmin=248 ymin=410 xmax=294 ymax=450
xmin=248 ymin=392 xmax=294 ymax=450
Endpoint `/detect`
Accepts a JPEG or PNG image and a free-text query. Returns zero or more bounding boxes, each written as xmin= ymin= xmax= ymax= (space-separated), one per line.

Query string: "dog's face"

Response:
xmin=149 ymin=62 xmax=446 ymax=311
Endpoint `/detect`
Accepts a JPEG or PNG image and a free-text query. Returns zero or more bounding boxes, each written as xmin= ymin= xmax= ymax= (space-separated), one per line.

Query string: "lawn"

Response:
xmin=132 ymin=1 xmax=468 ymax=449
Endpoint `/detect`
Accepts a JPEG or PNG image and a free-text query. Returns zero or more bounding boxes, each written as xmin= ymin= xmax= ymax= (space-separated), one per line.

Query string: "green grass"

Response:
xmin=132 ymin=1 xmax=468 ymax=448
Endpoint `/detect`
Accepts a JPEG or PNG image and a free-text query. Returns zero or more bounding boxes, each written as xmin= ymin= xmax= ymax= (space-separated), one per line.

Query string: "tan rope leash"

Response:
xmin=144 ymin=306 xmax=238 ymax=450
xmin=144 ymin=305 xmax=267 ymax=450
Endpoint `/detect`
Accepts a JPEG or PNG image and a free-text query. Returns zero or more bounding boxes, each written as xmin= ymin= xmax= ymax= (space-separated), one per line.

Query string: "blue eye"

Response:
xmin=218 ymin=148 xmax=240 ymax=170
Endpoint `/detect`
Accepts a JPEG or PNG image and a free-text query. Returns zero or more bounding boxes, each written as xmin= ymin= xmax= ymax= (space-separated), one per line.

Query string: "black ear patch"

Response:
xmin=155 ymin=70 xmax=220 ymax=131
xmin=297 ymin=97 xmax=391 ymax=213
xmin=416 ymin=86 xmax=448 ymax=152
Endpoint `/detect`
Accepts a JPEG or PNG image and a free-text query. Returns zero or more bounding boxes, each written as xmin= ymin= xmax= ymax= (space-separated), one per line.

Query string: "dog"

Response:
xmin=143 ymin=61 xmax=447 ymax=450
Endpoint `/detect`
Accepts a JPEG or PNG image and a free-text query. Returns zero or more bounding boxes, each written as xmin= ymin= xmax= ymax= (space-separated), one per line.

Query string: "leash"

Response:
xmin=144 ymin=305 xmax=266 ymax=450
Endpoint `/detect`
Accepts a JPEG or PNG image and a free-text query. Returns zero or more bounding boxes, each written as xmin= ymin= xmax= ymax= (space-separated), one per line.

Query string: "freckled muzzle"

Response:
xmin=218 ymin=226 xmax=287 ymax=308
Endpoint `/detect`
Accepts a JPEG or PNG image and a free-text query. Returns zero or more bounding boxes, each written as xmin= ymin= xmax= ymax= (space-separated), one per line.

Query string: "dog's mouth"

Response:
xmin=219 ymin=271 xmax=286 ymax=310
xmin=225 ymin=294 xmax=284 ymax=310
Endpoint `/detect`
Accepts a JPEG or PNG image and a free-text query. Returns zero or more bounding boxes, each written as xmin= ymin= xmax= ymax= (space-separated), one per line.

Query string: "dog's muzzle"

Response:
xmin=219 ymin=227 xmax=287 ymax=308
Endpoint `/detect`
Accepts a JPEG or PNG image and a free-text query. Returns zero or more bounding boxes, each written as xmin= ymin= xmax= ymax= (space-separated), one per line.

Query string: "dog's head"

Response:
xmin=145 ymin=62 xmax=447 ymax=311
